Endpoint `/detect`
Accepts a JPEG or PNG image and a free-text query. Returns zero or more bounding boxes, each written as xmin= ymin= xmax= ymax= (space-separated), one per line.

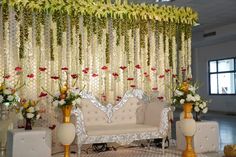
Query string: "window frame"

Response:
xmin=208 ymin=57 xmax=236 ymax=95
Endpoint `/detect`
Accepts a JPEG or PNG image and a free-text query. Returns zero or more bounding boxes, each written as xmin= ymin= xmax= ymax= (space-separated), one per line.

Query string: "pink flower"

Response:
xmin=181 ymin=67 xmax=186 ymax=72
xmin=27 ymin=74 xmax=34 ymax=78
xmin=82 ymin=68 xmax=89 ymax=74
xmin=144 ymin=72 xmax=149 ymax=78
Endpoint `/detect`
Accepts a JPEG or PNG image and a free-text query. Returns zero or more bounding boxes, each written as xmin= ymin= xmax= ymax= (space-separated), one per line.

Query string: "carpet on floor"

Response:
xmin=54 ymin=147 xmax=208 ymax=157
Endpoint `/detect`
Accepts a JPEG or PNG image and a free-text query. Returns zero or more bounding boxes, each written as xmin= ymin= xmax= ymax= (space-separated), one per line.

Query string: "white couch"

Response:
xmin=72 ymin=89 xmax=171 ymax=157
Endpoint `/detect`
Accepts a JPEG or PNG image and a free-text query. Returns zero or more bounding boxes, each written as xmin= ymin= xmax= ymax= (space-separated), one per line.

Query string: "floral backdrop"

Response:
xmin=0 ymin=0 xmax=197 ymax=104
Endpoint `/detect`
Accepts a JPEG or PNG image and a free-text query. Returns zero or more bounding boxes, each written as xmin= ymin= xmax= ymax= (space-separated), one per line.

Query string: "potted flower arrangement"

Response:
xmin=172 ymin=80 xmax=208 ymax=121
xmin=43 ymin=69 xmax=82 ymax=157
xmin=16 ymin=99 xmax=41 ymax=130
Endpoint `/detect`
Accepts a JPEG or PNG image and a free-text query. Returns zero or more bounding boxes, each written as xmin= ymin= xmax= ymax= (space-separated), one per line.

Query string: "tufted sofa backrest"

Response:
xmin=111 ymin=97 xmax=146 ymax=125
xmin=80 ymin=99 xmax=108 ymax=126
xmin=80 ymin=97 xmax=147 ymax=126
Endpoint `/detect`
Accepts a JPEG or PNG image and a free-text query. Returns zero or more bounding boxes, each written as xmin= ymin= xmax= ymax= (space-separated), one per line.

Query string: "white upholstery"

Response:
xmin=81 ymin=99 xmax=108 ymax=126
xmin=6 ymin=128 xmax=51 ymax=157
xmin=111 ymin=98 xmax=146 ymax=125
xmin=176 ymin=121 xmax=219 ymax=153
xmin=86 ymin=124 xmax=158 ymax=136
xmin=73 ymin=91 xmax=171 ymax=157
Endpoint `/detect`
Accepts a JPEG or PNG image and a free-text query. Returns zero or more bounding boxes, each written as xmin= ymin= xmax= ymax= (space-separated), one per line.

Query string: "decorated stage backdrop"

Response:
xmin=0 ymin=0 xmax=197 ymax=104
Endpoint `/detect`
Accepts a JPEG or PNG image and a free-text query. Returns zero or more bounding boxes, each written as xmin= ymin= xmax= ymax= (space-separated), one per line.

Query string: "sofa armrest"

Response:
xmin=144 ymin=101 xmax=171 ymax=136
xmin=72 ymin=108 xmax=87 ymax=144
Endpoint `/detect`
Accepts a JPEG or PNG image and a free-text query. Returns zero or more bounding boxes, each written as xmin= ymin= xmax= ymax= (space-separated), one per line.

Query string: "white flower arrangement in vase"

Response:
xmin=172 ymin=80 xmax=209 ymax=121
xmin=16 ymin=99 xmax=41 ymax=130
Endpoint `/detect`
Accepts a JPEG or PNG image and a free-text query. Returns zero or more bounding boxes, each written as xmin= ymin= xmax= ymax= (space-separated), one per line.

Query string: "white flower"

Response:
xmin=55 ymin=93 xmax=60 ymax=98
xmin=199 ymin=103 xmax=204 ymax=109
xmin=7 ymin=95 xmax=14 ymax=101
xmin=0 ymin=95 xmax=3 ymax=103
xmin=27 ymin=107 xmax=35 ymax=113
xmin=52 ymin=100 xmax=59 ymax=108
xmin=202 ymin=107 xmax=208 ymax=114
xmin=194 ymin=106 xmax=200 ymax=112
xmin=12 ymin=103 xmax=17 ymax=107
xmin=202 ymin=102 xmax=207 ymax=107
xmin=175 ymin=90 xmax=183 ymax=96
xmin=75 ymin=98 xmax=81 ymax=105
xmin=173 ymin=99 xmax=176 ymax=103
xmin=17 ymin=113 xmax=24 ymax=120
xmin=3 ymin=89 xmax=11 ymax=95
xmin=189 ymin=85 xmax=196 ymax=93
xmin=35 ymin=106 xmax=40 ymax=111
xmin=59 ymin=100 xmax=66 ymax=106
xmin=26 ymin=113 xmax=34 ymax=119
xmin=194 ymin=94 xmax=201 ymax=101
xmin=36 ymin=114 xmax=40 ymax=120
xmin=180 ymin=99 xmax=185 ymax=104
xmin=186 ymin=94 xmax=196 ymax=102
xmin=195 ymin=102 xmax=199 ymax=106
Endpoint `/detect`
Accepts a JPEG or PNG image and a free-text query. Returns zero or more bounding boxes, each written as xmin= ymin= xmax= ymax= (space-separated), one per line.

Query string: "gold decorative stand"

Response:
xmin=182 ymin=103 xmax=196 ymax=157
xmin=62 ymin=105 xmax=73 ymax=157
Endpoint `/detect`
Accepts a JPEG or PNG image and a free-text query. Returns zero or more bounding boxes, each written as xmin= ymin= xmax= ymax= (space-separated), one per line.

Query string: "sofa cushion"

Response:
xmin=111 ymin=98 xmax=146 ymax=125
xmin=86 ymin=124 xmax=158 ymax=136
xmin=144 ymin=101 xmax=165 ymax=127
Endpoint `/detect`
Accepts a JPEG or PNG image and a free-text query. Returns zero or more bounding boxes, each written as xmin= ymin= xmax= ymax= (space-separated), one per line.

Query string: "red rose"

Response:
xmin=127 ymin=78 xmax=134 ymax=81
xmin=159 ymin=75 xmax=165 ymax=78
xmin=165 ymin=69 xmax=171 ymax=73
xmin=187 ymin=77 xmax=192 ymax=81
xmin=3 ymin=75 xmax=10 ymax=79
xmin=112 ymin=73 xmax=119 ymax=78
xmin=39 ymin=92 xmax=47 ymax=98
xmin=181 ymin=67 xmax=186 ymax=72
xmin=101 ymin=66 xmax=108 ymax=70
xmin=120 ymin=66 xmax=127 ymax=70
xmin=61 ymin=67 xmax=68 ymax=71
xmin=39 ymin=67 xmax=47 ymax=72
xmin=151 ymin=67 xmax=156 ymax=71
xmin=172 ymin=74 xmax=177 ymax=78
xmin=15 ymin=66 xmax=23 ymax=72
xmin=157 ymin=96 xmax=164 ymax=100
xmin=51 ymin=76 xmax=59 ymax=80
xmin=135 ymin=64 xmax=141 ymax=69
xmin=82 ymin=68 xmax=89 ymax=74
xmin=27 ymin=73 xmax=34 ymax=78
xmin=71 ymin=74 xmax=78 ymax=79
xmin=92 ymin=73 xmax=98 ymax=77
xmin=152 ymin=87 xmax=158 ymax=91
xmin=130 ymin=85 xmax=136 ymax=88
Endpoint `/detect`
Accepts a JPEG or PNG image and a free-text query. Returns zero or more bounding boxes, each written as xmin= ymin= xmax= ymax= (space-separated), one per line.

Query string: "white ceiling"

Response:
xmin=130 ymin=0 xmax=236 ymax=32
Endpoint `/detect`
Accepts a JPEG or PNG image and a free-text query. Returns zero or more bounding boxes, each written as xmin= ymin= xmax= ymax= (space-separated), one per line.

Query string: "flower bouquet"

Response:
xmin=16 ymin=99 xmax=41 ymax=130
xmin=0 ymin=82 xmax=21 ymax=110
xmin=172 ymin=80 xmax=208 ymax=121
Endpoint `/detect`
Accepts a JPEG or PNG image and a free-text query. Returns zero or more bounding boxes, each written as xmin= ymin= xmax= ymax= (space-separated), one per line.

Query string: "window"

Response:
xmin=209 ymin=57 xmax=236 ymax=95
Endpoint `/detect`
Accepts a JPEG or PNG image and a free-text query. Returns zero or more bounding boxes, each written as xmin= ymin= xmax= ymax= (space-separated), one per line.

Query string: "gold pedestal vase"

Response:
xmin=181 ymin=103 xmax=197 ymax=157
xmin=57 ymin=105 xmax=76 ymax=157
